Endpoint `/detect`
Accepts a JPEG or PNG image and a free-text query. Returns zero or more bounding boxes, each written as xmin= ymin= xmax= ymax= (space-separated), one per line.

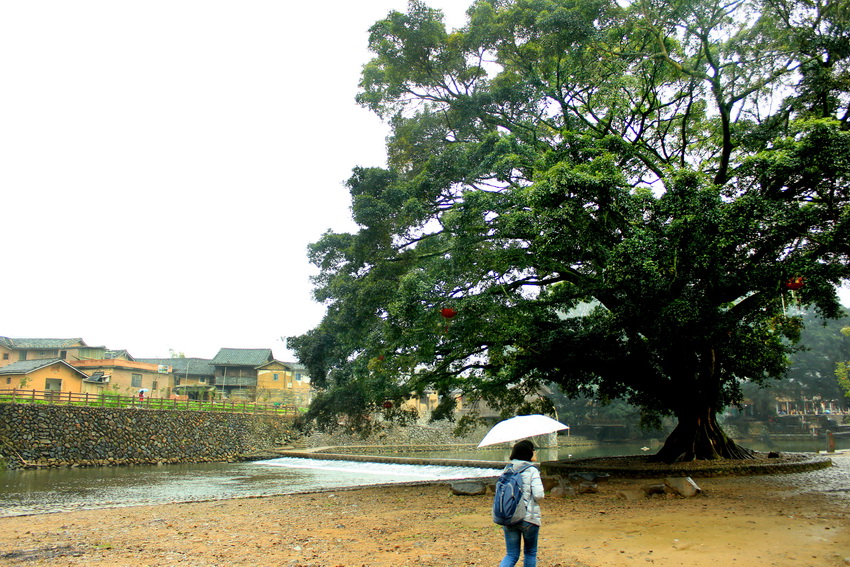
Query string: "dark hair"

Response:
xmin=510 ymin=440 xmax=535 ymax=461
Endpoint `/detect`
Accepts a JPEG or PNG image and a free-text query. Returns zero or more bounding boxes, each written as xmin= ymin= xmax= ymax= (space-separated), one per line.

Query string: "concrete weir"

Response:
xmin=262 ymin=447 xmax=836 ymax=479
xmin=267 ymin=447 xmax=504 ymax=470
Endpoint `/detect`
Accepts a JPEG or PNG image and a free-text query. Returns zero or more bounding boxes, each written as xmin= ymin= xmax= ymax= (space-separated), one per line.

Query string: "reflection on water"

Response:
xmin=1 ymin=436 xmax=845 ymax=517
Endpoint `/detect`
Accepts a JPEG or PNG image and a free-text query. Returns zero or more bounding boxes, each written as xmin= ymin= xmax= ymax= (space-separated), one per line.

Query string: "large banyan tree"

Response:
xmin=290 ymin=0 xmax=850 ymax=462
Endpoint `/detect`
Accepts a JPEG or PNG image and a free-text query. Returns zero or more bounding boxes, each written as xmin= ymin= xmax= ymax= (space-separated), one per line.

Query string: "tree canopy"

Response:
xmin=289 ymin=0 xmax=850 ymax=462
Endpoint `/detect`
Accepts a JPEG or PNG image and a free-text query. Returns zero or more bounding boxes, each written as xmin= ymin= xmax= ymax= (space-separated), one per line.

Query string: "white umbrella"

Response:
xmin=478 ymin=414 xmax=570 ymax=448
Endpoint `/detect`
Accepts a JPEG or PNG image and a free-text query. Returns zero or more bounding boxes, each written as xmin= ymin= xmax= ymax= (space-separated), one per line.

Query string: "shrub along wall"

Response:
xmin=0 ymin=404 xmax=296 ymax=469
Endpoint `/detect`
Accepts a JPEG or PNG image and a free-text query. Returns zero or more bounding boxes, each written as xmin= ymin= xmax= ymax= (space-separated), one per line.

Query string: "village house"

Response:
xmin=210 ymin=348 xmax=273 ymax=399
xmin=137 ymin=357 xmax=216 ymax=400
xmin=0 ymin=358 xmax=91 ymax=394
xmin=256 ymin=360 xmax=312 ymax=407
xmin=69 ymin=358 xmax=172 ymax=397
xmin=0 ymin=337 xmax=108 ymax=367
xmin=285 ymin=362 xmax=312 ymax=405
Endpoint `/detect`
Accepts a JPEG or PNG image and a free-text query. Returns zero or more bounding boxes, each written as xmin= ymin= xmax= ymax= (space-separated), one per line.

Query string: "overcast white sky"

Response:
xmin=0 ymin=1 xmax=472 ymax=360
xmin=2 ymin=2 xmax=848 ymax=361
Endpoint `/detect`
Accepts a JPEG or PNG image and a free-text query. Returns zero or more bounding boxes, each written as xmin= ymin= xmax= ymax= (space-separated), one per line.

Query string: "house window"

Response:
xmin=199 ymin=377 xmax=206 ymax=384
xmin=2 ymin=353 xmax=8 ymax=360
xmin=45 ymin=378 xmax=62 ymax=391
xmin=295 ymin=373 xmax=302 ymax=381
xmin=5 ymin=377 xmax=10 ymax=385
xmin=152 ymin=380 xmax=158 ymax=390
xmin=131 ymin=374 xmax=142 ymax=388
xmin=59 ymin=350 xmax=67 ymax=360
xmin=18 ymin=352 xmax=27 ymax=361
xmin=273 ymin=373 xmax=279 ymax=381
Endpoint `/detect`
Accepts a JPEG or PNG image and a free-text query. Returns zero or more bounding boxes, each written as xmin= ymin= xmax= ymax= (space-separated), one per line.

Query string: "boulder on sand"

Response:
xmin=450 ymin=481 xmax=488 ymax=496
xmin=664 ymin=477 xmax=701 ymax=497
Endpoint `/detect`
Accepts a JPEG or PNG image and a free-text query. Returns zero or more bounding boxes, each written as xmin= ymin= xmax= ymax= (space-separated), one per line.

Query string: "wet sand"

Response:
xmin=1 ymin=454 xmax=848 ymax=566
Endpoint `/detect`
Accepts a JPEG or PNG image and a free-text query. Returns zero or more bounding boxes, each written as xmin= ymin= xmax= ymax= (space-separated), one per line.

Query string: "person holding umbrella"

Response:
xmin=480 ymin=416 xmax=567 ymax=567
xmin=498 ymin=439 xmax=545 ymax=567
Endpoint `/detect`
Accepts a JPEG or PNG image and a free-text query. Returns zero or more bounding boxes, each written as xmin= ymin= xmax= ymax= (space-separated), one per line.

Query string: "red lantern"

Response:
xmin=383 ymin=400 xmax=393 ymax=409
xmin=785 ymin=277 xmax=805 ymax=291
xmin=440 ymin=307 xmax=457 ymax=319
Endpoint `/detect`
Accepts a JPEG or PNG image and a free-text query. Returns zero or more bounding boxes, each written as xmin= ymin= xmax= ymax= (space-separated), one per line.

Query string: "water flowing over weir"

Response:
xmin=0 ymin=458 xmax=500 ymax=517
xmin=255 ymin=457 xmax=500 ymax=480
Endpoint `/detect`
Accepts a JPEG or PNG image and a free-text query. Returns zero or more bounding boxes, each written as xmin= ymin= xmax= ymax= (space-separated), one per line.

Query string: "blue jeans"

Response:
xmin=499 ymin=521 xmax=539 ymax=567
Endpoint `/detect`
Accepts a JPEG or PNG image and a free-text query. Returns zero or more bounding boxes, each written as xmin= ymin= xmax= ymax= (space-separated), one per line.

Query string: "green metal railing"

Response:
xmin=0 ymin=388 xmax=298 ymax=415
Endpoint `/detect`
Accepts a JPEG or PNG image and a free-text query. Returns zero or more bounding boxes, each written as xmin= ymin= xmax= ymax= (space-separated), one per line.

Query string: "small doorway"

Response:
xmin=45 ymin=378 xmax=62 ymax=400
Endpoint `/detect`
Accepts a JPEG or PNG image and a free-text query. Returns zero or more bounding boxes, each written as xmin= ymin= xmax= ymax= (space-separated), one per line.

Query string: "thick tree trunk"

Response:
xmin=653 ymin=405 xmax=753 ymax=464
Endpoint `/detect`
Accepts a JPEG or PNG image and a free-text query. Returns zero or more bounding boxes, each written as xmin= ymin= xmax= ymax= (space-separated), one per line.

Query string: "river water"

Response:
xmin=1 ymin=437 xmax=846 ymax=517
xmin=0 ymin=458 xmax=500 ymax=517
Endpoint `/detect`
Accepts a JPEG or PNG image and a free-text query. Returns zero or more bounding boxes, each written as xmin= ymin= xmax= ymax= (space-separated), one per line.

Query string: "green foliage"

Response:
xmin=835 ymin=361 xmax=850 ymax=397
xmin=838 ymin=325 xmax=850 ymax=398
xmin=290 ymin=0 xmax=850 ymax=451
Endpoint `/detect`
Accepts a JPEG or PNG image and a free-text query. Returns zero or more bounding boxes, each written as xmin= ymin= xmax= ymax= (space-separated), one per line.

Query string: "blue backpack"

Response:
xmin=492 ymin=463 xmax=532 ymax=525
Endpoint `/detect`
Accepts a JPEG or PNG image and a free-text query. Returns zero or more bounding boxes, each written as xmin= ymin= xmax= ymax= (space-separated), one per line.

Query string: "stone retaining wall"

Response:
xmin=0 ymin=404 xmax=296 ymax=469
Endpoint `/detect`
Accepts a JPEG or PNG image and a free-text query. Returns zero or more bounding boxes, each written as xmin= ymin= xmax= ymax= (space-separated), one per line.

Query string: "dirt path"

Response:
xmin=1 ymin=455 xmax=848 ymax=566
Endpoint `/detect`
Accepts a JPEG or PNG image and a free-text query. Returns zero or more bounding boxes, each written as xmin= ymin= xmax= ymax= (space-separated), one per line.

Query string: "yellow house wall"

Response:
xmin=66 ymin=347 xmax=108 ymax=362
xmin=175 ymin=375 xmax=212 ymax=387
xmin=0 ymin=346 xmax=13 ymax=367
xmin=257 ymin=366 xmax=294 ymax=391
xmin=81 ymin=380 xmax=109 ymax=395
xmin=102 ymin=367 xmax=173 ymax=396
xmin=401 ymin=391 xmax=442 ymax=416
xmin=0 ymin=344 xmax=104 ymax=368
xmin=72 ymin=360 xmax=174 ymax=397
xmin=1 ymin=363 xmax=84 ymax=393
xmin=11 ymin=343 xmax=94 ymax=363
xmin=256 ymin=365 xmax=312 ymax=406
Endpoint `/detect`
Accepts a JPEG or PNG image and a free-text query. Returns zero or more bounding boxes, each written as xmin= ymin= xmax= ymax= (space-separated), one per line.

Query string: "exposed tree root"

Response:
xmin=652 ymin=409 xmax=754 ymax=464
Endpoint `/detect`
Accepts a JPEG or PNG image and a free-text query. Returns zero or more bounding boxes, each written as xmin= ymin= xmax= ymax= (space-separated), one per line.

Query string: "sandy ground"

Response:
xmin=1 ymin=454 xmax=848 ymax=567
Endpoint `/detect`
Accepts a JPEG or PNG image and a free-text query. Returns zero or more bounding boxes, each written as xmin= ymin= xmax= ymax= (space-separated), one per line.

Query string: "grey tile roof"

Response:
xmin=210 ymin=348 xmax=273 ymax=367
xmin=104 ymin=350 xmax=135 ymax=361
xmin=0 ymin=358 xmax=87 ymax=377
xmin=0 ymin=338 xmax=86 ymax=349
xmin=137 ymin=358 xmax=215 ymax=376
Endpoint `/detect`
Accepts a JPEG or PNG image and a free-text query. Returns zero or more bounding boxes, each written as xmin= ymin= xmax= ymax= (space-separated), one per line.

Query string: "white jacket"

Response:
xmin=511 ymin=459 xmax=545 ymax=526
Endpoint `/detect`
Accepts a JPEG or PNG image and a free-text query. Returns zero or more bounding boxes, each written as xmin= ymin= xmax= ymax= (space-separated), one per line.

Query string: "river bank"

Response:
xmin=1 ymin=453 xmax=847 ymax=566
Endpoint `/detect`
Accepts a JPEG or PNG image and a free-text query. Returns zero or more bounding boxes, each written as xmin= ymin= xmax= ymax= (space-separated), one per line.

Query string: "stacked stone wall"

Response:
xmin=0 ymin=404 xmax=295 ymax=469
